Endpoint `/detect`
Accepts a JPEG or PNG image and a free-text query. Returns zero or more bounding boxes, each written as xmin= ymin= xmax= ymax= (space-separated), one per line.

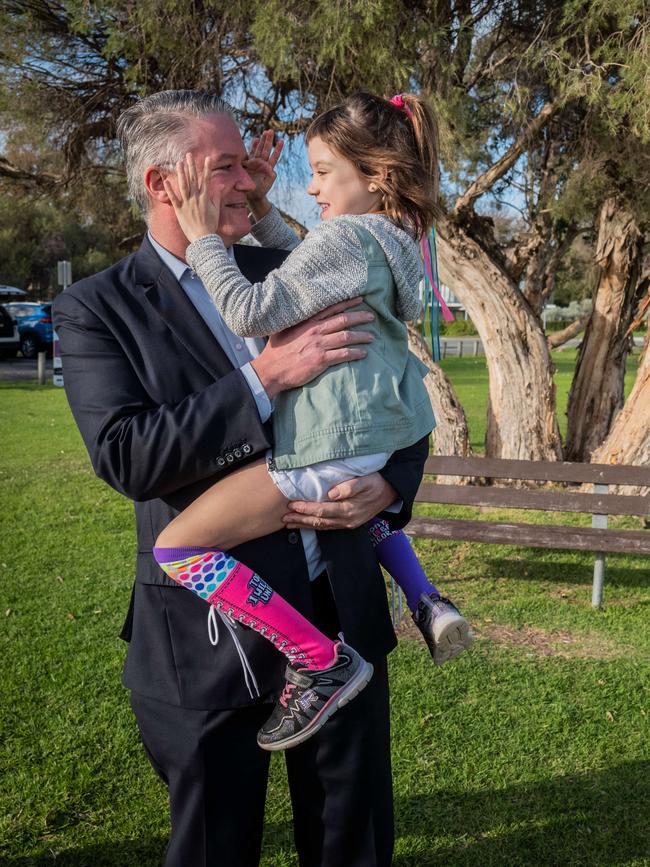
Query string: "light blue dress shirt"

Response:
xmin=149 ymin=233 xmax=272 ymax=422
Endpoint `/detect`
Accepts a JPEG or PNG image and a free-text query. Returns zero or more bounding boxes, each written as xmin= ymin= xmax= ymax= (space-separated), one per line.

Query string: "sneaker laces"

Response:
xmin=210 ymin=599 xmax=306 ymax=663
xmin=279 ymin=682 xmax=298 ymax=708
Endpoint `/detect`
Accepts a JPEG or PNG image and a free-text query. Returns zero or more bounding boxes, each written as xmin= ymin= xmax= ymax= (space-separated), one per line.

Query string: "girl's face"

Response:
xmin=306 ymin=137 xmax=380 ymax=220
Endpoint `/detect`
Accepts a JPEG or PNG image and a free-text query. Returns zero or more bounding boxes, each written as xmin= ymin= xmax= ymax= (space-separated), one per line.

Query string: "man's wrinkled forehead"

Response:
xmin=186 ymin=112 xmax=246 ymax=158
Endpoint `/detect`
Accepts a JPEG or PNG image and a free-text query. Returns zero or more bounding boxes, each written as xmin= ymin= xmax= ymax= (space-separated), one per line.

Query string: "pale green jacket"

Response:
xmin=187 ymin=209 xmax=435 ymax=470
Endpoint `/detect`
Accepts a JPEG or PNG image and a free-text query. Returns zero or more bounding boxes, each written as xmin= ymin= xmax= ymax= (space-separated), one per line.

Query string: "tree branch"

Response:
xmin=547 ymin=312 xmax=590 ymax=348
xmin=0 ymin=157 xmax=59 ymax=184
xmin=453 ymin=100 xmax=560 ymax=217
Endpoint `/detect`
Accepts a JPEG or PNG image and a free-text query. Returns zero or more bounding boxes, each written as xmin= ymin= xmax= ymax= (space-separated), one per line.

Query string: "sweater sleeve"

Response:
xmin=249 ymin=205 xmax=302 ymax=251
xmin=186 ymin=218 xmax=368 ymax=337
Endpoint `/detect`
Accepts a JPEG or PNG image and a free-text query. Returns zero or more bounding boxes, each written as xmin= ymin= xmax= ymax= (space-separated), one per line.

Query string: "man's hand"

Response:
xmin=282 ymin=473 xmax=398 ymax=530
xmin=251 ymin=298 xmax=375 ymax=399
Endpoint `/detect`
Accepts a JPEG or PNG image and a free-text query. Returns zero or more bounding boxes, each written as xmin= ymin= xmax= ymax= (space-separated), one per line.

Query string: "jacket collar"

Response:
xmin=131 ymin=235 xmax=290 ymax=378
xmin=133 ymin=234 xmax=232 ymax=380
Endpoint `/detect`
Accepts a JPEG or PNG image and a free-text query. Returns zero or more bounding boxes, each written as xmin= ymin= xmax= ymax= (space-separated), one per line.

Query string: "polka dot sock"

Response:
xmin=153 ymin=546 xmax=336 ymax=670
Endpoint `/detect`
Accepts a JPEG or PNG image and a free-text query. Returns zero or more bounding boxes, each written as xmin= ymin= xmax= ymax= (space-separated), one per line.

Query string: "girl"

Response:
xmin=154 ymin=92 xmax=473 ymax=752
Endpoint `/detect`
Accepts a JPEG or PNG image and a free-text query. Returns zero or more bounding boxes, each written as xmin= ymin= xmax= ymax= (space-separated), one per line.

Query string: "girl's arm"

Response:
xmin=163 ymin=154 xmax=368 ymax=337
xmin=249 ymin=205 xmax=302 ymax=253
xmin=187 ymin=218 xmax=368 ymax=337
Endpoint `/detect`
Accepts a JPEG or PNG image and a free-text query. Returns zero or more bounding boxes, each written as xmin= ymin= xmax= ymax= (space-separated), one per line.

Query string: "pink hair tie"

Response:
xmin=389 ymin=94 xmax=413 ymax=119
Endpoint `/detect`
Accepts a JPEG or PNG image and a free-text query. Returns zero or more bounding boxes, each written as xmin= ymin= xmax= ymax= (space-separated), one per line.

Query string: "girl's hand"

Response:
xmin=244 ymin=129 xmax=284 ymax=204
xmin=163 ymin=154 xmax=221 ymax=243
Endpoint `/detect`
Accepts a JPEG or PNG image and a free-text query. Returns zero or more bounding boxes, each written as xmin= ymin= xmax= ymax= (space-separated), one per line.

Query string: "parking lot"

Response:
xmin=0 ymin=355 xmax=54 ymax=382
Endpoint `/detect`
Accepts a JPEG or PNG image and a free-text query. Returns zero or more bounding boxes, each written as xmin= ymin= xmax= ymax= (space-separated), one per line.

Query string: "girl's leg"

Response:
xmin=155 ymin=460 xmax=337 ymax=669
xmin=367 ymin=517 xmax=473 ymax=666
xmin=157 ymin=459 xmax=288 ymax=551
xmin=367 ymin=517 xmax=439 ymax=612
xmin=153 ymin=544 xmax=337 ymax=670
xmin=154 ymin=458 xmax=374 ymax=750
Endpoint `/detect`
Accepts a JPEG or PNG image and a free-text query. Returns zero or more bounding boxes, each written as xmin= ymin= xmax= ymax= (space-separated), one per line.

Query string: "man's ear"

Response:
xmin=145 ymin=165 xmax=173 ymax=205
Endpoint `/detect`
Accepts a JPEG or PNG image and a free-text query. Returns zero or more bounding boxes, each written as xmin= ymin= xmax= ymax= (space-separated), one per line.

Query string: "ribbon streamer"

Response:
xmin=420 ymin=226 xmax=454 ymax=361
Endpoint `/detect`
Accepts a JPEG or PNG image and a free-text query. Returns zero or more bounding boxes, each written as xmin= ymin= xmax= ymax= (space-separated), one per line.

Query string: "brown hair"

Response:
xmin=305 ymin=91 xmax=439 ymax=239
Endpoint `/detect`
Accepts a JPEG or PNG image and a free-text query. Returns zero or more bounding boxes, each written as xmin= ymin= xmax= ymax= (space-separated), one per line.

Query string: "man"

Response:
xmin=53 ymin=90 xmax=428 ymax=867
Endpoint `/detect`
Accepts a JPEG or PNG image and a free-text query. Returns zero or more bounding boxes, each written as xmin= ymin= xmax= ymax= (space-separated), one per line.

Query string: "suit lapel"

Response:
xmin=132 ymin=237 xmax=291 ymax=378
xmin=135 ymin=235 xmax=233 ymax=380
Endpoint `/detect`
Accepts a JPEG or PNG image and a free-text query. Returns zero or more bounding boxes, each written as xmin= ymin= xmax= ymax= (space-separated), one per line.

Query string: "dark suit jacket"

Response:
xmin=53 ymin=235 xmax=429 ymax=710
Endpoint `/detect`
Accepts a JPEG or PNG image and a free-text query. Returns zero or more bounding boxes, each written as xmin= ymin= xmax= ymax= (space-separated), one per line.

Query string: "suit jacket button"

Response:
xmin=217 ymin=457 xmax=226 ymax=467
xmin=226 ymin=453 xmax=234 ymax=463
xmin=287 ymin=531 xmax=299 ymax=544
xmin=242 ymin=444 xmax=252 ymax=454
xmin=233 ymin=448 xmax=242 ymax=459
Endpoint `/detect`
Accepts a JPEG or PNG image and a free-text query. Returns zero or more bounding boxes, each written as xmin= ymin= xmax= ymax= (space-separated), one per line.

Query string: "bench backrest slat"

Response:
xmin=424 ymin=455 xmax=650 ymax=486
xmin=406 ymin=517 xmax=650 ymax=555
xmin=415 ymin=482 xmax=650 ymax=517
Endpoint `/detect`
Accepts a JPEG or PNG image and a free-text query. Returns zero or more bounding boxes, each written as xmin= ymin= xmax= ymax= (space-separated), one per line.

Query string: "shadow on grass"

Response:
xmin=481 ymin=555 xmax=650 ymax=590
xmin=0 ymin=838 xmax=167 ymax=866
xmin=392 ymin=760 xmax=650 ymax=866
xmin=5 ymin=762 xmax=648 ymax=867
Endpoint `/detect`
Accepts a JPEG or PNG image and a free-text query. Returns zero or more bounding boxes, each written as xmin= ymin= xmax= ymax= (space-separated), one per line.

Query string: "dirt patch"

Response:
xmin=476 ymin=622 xmax=626 ymax=658
xmin=396 ymin=617 xmax=625 ymax=659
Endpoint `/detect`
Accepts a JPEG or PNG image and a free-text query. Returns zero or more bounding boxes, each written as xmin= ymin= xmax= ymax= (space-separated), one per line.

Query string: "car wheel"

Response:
xmin=20 ymin=335 xmax=38 ymax=359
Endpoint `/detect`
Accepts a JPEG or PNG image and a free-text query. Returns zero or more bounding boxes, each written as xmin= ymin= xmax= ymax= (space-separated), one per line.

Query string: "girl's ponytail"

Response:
xmin=399 ymin=94 xmax=440 ymax=208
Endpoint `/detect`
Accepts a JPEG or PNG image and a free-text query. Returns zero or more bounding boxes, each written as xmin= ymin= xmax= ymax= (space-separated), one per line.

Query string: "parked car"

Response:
xmin=0 ymin=304 xmax=20 ymax=357
xmin=3 ymin=302 xmax=54 ymax=358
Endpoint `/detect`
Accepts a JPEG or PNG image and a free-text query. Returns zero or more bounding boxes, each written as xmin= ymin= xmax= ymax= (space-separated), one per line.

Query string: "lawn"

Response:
xmin=1 ymin=353 xmax=648 ymax=867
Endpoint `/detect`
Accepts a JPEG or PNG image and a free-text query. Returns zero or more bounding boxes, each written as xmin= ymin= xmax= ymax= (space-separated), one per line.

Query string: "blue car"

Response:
xmin=0 ymin=304 xmax=20 ymax=357
xmin=4 ymin=302 xmax=54 ymax=359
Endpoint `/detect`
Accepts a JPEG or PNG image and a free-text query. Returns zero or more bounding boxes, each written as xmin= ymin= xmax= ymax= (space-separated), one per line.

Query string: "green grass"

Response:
xmin=1 ymin=369 xmax=648 ymax=867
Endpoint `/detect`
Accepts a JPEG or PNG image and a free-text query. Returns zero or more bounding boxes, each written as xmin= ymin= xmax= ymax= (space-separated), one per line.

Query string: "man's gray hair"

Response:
xmin=116 ymin=90 xmax=234 ymax=215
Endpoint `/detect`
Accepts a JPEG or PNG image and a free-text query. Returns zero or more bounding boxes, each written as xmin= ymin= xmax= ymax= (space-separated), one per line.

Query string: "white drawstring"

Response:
xmin=208 ymin=605 xmax=220 ymax=646
xmin=207 ymin=606 xmax=261 ymax=700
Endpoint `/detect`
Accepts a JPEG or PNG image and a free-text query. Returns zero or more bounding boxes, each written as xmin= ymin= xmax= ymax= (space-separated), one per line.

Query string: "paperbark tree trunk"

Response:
xmin=435 ymin=214 xmax=562 ymax=460
xmin=590 ymin=333 xmax=650 ymax=495
xmin=564 ymin=198 xmax=644 ymax=461
xmin=407 ymin=324 xmax=472 ymax=461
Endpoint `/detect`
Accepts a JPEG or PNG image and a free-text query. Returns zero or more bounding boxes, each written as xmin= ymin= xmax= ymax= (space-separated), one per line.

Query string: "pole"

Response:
xmin=53 ymin=260 xmax=71 ymax=387
xmin=37 ymin=351 xmax=46 ymax=385
xmin=591 ymin=484 xmax=608 ymax=608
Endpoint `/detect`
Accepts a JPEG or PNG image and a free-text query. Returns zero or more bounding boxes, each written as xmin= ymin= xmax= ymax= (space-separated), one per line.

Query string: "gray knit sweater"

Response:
xmin=185 ymin=207 xmax=423 ymax=338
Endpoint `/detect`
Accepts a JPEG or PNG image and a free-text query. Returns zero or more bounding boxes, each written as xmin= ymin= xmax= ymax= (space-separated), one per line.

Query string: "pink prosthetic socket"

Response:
xmin=154 ymin=547 xmax=336 ymax=670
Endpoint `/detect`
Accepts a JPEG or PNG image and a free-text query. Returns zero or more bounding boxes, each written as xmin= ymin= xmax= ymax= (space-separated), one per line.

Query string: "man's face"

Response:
xmin=174 ymin=113 xmax=255 ymax=246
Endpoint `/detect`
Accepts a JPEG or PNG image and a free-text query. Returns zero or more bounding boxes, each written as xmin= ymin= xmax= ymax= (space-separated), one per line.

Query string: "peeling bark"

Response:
xmin=436 ymin=214 xmax=562 ymax=460
xmin=565 ymin=198 xmax=645 ymax=461
xmin=590 ymin=334 xmax=650 ymax=495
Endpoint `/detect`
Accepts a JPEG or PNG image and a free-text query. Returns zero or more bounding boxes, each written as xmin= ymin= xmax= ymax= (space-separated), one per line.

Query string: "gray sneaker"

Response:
xmin=413 ymin=593 xmax=474 ymax=666
xmin=257 ymin=642 xmax=373 ymax=751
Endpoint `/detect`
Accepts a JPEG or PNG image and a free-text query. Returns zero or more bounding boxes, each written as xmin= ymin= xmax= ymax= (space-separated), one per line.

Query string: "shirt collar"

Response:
xmin=148 ymin=231 xmax=234 ymax=281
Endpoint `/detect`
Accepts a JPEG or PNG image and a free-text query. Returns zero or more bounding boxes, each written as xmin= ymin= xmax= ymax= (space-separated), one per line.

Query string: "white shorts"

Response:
xmin=267 ymin=451 xmax=391 ymax=502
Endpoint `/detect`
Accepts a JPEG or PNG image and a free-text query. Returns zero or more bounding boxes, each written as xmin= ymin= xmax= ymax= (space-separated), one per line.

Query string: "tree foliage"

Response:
xmin=2 ymin=0 xmax=650 ymax=456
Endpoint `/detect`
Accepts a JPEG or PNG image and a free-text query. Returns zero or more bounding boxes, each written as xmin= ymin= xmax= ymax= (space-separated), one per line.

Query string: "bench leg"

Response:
xmin=592 ymin=553 xmax=606 ymax=608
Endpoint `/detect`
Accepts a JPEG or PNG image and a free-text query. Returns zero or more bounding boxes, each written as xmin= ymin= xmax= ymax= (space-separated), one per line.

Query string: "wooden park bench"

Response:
xmin=405 ymin=455 xmax=650 ymax=608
